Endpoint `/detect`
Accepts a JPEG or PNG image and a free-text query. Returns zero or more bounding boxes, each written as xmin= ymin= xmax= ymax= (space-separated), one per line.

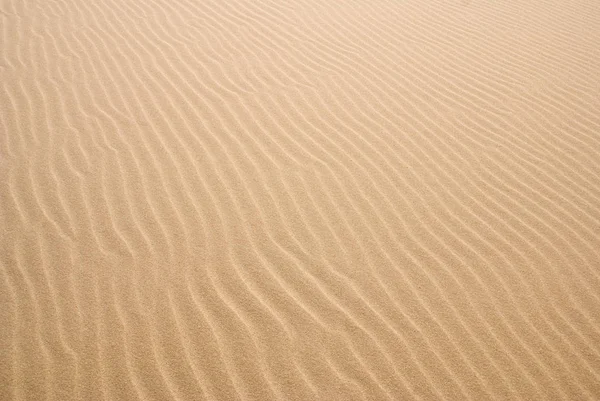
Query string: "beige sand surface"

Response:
xmin=2 ymin=0 xmax=600 ymax=399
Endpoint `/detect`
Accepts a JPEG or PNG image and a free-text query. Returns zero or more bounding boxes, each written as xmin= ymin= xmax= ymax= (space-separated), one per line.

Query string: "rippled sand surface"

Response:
xmin=2 ymin=0 xmax=600 ymax=399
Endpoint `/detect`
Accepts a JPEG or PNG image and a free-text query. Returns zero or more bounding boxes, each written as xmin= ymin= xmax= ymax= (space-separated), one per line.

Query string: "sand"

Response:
xmin=1 ymin=0 xmax=600 ymax=399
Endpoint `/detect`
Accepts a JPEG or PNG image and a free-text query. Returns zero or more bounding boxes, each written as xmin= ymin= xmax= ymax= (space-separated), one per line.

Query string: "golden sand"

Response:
xmin=1 ymin=0 xmax=600 ymax=399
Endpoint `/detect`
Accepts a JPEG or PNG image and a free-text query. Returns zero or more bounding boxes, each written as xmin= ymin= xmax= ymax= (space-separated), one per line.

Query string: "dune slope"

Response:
xmin=2 ymin=0 xmax=600 ymax=399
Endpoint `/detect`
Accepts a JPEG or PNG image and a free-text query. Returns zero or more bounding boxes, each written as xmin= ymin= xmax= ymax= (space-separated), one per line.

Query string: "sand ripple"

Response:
xmin=2 ymin=0 xmax=600 ymax=399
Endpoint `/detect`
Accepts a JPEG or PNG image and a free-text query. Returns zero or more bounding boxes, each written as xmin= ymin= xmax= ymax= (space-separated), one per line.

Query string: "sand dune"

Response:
xmin=2 ymin=0 xmax=600 ymax=399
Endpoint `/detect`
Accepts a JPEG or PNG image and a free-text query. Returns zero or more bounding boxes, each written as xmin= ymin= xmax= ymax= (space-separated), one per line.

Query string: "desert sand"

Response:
xmin=1 ymin=0 xmax=600 ymax=399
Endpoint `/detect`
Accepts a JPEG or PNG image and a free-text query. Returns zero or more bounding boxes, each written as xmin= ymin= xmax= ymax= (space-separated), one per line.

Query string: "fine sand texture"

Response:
xmin=2 ymin=0 xmax=600 ymax=399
